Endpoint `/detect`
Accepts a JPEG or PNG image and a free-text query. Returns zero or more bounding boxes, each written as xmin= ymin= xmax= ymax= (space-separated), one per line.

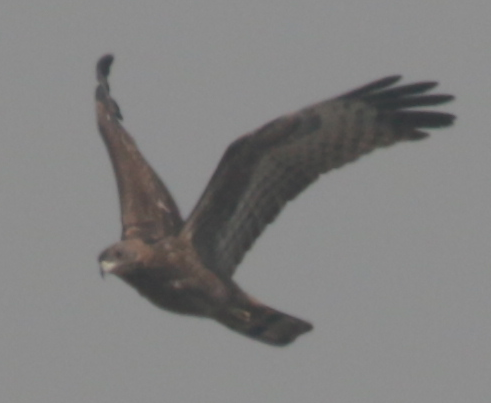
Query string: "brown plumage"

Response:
xmin=96 ymin=54 xmax=455 ymax=346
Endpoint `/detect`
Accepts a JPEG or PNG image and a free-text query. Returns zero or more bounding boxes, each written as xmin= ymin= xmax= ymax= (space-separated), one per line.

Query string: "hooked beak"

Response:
xmin=99 ymin=260 xmax=117 ymax=278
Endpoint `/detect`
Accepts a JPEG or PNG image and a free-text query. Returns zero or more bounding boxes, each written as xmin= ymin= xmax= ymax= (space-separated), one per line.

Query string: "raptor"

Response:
xmin=95 ymin=54 xmax=454 ymax=346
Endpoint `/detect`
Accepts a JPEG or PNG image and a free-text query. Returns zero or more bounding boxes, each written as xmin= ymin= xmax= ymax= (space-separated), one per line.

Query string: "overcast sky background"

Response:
xmin=1 ymin=1 xmax=490 ymax=402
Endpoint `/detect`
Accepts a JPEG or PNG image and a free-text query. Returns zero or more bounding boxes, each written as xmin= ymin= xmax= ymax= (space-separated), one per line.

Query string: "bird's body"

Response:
xmin=95 ymin=54 xmax=454 ymax=346
xmin=102 ymin=237 xmax=231 ymax=316
xmin=100 ymin=237 xmax=312 ymax=344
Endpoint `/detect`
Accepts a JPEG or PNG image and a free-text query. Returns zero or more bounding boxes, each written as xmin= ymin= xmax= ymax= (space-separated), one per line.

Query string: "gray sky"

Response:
xmin=1 ymin=1 xmax=490 ymax=402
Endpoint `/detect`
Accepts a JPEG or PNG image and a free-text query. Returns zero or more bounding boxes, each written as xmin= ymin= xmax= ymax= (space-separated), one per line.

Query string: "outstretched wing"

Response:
xmin=180 ymin=76 xmax=455 ymax=278
xmin=96 ymin=55 xmax=183 ymax=242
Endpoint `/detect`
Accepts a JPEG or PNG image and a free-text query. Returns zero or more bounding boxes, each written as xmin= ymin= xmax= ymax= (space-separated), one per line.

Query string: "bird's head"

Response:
xmin=98 ymin=239 xmax=146 ymax=278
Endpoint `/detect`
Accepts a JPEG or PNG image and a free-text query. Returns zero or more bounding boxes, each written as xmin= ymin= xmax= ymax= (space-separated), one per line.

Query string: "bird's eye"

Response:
xmin=114 ymin=250 xmax=124 ymax=259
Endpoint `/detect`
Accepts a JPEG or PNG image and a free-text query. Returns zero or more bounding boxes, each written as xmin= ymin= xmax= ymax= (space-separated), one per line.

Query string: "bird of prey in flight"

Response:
xmin=95 ymin=54 xmax=454 ymax=346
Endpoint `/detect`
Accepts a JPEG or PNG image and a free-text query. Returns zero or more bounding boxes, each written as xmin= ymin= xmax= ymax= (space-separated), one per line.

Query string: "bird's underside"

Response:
xmin=95 ymin=54 xmax=455 ymax=346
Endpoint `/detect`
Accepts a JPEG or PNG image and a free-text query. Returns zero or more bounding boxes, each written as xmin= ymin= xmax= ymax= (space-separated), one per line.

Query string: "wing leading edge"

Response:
xmin=96 ymin=55 xmax=183 ymax=242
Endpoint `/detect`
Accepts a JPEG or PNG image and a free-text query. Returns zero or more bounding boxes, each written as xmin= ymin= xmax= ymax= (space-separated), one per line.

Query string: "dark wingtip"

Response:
xmin=95 ymin=53 xmax=122 ymax=120
xmin=338 ymin=75 xmax=402 ymax=99
xmin=96 ymin=54 xmax=115 ymax=96
xmin=348 ymin=76 xmax=456 ymax=135
xmin=97 ymin=54 xmax=114 ymax=80
xmin=393 ymin=111 xmax=456 ymax=131
xmin=364 ymin=75 xmax=403 ymax=89
xmin=376 ymin=75 xmax=403 ymax=86
xmin=379 ymin=94 xmax=455 ymax=110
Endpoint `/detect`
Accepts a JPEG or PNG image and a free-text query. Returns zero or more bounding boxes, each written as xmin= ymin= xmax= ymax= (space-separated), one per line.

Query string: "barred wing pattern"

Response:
xmin=96 ymin=55 xmax=183 ymax=242
xmin=181 ymin=76 xmax=454 ymax=278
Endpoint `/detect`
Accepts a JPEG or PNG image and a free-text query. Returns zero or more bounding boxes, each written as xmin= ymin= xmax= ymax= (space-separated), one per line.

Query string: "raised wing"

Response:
xmin=181 ymin=76 xmax=455 ymax=278
xmin=96 ymin=55 xmax=183 ymax=242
